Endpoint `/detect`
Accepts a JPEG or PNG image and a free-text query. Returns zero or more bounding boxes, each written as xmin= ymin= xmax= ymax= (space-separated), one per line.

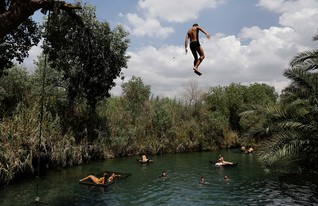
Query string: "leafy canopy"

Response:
xmin=44 ymin=2 xmax=130 ymax=110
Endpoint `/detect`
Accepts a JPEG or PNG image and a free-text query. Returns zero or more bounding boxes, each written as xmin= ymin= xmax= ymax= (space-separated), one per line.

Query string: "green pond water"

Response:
xmin=0 ymin=149 xmax=317 ymax=206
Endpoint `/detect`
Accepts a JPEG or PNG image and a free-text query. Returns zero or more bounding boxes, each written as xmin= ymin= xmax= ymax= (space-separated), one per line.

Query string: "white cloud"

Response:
xmin=258 ymin=0 xmax=318 ymax=13
xmin=114 ymin=1 xmax=318 ymax=98
xmin=257 ymin=0 xmax=286 ymax=13
xmin=279 ymin=8 xmax=318 ymax=47
xmin=138 ymin=0 xmax=225 ymax=23
xmin=125 ymin=0 xmax=225 ymax=38
xmin=112 ymin=44 xmax=194 ymax=96
xmin=114 ymin=0 xmax=318 ymax=97
xmin=258 ymin=0 xmax=318 ymax=46
xmin=126 ymin=13 xmax=174 ymax=38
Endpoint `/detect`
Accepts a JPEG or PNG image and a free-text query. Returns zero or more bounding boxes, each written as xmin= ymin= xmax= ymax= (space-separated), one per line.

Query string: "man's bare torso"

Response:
xmin=187 ymin=26 xmax=199 ymax=42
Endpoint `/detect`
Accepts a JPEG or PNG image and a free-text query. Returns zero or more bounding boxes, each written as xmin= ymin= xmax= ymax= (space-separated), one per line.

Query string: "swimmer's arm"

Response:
xmin=198 ymin=26 xmax=211 ymax=39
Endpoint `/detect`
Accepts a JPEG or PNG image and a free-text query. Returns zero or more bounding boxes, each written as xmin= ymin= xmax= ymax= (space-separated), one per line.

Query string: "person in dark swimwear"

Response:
xmin=199 ymin=176 xmax=208 ymax=184
xmin=185 ymin=23 xmax=211 ymax=75
xmin=159 ymin=171 xmax=168 ymax=179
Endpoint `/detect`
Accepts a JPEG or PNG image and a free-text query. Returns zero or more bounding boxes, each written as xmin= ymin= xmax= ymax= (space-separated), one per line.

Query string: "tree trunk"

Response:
xmin=0 ymin=0 xmax=81 ymax=38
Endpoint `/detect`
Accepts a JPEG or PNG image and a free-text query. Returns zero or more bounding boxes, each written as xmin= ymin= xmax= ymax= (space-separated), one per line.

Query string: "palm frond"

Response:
xmin=258 ymin=131 xmax=304 ymax=165
xmin=289 ymin=50 xmax=318 ymax=67
xmin=284 ymin=67 xmax=314 ymax=89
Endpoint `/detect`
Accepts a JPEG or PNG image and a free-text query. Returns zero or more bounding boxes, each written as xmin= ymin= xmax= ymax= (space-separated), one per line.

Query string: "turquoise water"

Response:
xmin=0 ymin=150 xmax=317 ymax=205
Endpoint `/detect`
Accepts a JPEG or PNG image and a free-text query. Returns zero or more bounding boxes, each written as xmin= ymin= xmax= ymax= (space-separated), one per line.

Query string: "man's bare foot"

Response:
xmin=193 ymin=67 xmax=202 ymax=76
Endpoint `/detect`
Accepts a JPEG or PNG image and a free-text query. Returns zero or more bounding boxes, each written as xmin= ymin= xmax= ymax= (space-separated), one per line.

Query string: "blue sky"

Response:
xmin=27 ymin=0 xmax=318 ymax=98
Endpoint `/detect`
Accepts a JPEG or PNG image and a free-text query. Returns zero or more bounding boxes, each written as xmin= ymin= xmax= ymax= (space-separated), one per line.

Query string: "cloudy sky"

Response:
xmin=25 ymin=0 xmax=318 ymax=98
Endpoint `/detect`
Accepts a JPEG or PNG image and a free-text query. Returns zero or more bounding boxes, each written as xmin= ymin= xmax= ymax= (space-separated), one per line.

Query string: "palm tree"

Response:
xmin=242 ymin=33 xmax=318 ymax=171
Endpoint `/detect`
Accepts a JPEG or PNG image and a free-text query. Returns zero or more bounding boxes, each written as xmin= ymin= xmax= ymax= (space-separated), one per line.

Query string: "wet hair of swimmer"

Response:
xmin=103 ymin=173 xmax=108 ymax=178
xmin=193 ymin=23 xmax=199 ymax=27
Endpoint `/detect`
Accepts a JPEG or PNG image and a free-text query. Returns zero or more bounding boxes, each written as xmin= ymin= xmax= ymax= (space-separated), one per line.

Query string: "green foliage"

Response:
xmin=242 ymin=33 xmax=318 ymax=171
xmin=151 ymin=97 xmax=174 ymax=139
xmin=43 ymin=2 xmax=130 ymax=141
xmin=32 ymin=54 xmax=67 ymax=116
xmin=0 ymin=67 xmax=282 ymax=184
xmin=245 ymin=100 xmax=318 ymax=170
xmin=45 ymin=2 xmax=130 ymax=109
xmin=206 ymin=83 xmax=277 ymax=134
xmin=121 ymin=76 xmax=151 ymax=123
xmin=245 ymin=83 xmax=278 ymax=105
xmin=99 ymin=79 xmax=251 ymax=156
xmin=0 ymin=67 xmax=32 ymax=117
xmin=0 ymin=96 xmax=113 ymax=184
xmin=0 ymin=18 xmax=41 ymax=76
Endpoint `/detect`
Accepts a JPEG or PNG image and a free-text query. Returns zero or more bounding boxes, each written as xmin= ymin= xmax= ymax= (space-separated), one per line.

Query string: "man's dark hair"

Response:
xmin=193 ymin=23 xmax=199 ymax=26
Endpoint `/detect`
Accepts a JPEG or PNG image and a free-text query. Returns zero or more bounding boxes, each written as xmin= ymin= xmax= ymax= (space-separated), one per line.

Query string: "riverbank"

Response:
xmin=0 ymin=124 xmax=239 ymax=186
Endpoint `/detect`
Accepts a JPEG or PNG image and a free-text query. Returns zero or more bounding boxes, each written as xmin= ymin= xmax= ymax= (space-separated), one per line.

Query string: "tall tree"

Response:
xmin=181 ymin=79 xmax=203 ymax=106
xmin=44 ymin=2 xmax=130 ymax=140
xmin=121 ymin=76 xmax=151 ymax=124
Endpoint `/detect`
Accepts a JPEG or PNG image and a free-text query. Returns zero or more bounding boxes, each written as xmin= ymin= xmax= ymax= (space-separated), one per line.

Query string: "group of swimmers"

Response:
xmin=158 ymin=171 xmax=229 ymax=185
xmin=199 ymin=175 xmax=230 ymax=185
xmin=241 ymin=146 xmax=254 ymax=153
xmin=156 ymin=155 xmax=230 ymax=185
xmin=80 ymin=154 xmax=233 ymax=185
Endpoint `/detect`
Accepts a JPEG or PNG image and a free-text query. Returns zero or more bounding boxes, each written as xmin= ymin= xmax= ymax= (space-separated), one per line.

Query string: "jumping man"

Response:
xmin=185 ymin=23 xmax=211 ymax=75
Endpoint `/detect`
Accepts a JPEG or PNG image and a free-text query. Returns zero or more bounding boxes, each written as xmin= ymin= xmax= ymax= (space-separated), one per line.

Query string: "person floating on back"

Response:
xmin=80 ymin=172 xmax=120 ymax=184
xmin=80 ymin=173 xmax=108 ymax=185
xmin=185 ymin=23 xmax=211 ymax=76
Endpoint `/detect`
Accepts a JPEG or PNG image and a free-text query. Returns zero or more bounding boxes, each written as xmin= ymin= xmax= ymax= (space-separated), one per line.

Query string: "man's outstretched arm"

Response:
xmin=198 ymin=26 xmax=211 ymax=39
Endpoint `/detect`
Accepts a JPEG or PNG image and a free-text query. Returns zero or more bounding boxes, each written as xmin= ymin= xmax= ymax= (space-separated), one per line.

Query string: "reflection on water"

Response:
xmin=0 ymin=150 xmax=317 ymax=206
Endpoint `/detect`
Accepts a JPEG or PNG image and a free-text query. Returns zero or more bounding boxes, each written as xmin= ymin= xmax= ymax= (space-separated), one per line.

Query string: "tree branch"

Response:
xmin=0 ymin=0 xmax=81 ymax=38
